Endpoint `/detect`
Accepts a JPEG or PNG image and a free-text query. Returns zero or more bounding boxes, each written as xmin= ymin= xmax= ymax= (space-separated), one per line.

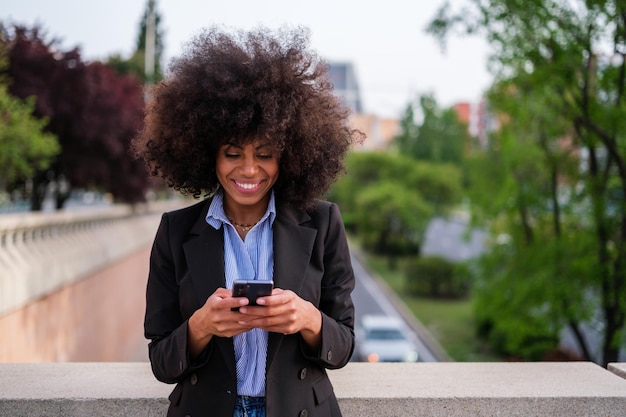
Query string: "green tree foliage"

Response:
xmin=473 ymin=231 xmax=597 ymax=360
xmin=0 ymin=86 xmax=59 ymax=186
xmin=394 ymin=94 xmax=470 ymax=166
xmin=354 ymin=181 xmax=432 ymax=256
xmin=429 ymin=0 xmax=626 ymax=365
xmin=405 ymin=256 xmax=471 ymax=299
xmin=106 ymin=53 xmax=145 ymax=82
xmin=328 ymin=151 xmax=462 ymax=259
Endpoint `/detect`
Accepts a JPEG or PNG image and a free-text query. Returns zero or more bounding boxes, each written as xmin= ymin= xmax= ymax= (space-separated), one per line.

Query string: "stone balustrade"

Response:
xmin=0 ymin=200 xmax=189 ymax=317
xmin=1 ymin=362 xmax=625 ymax=416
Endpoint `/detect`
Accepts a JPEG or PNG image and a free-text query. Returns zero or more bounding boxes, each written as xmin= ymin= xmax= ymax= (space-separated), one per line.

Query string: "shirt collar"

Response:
xmin=206 ymin=188 xmax=276 ymax=230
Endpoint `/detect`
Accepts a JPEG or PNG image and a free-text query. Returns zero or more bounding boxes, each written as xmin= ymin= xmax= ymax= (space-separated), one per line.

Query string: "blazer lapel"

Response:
xmin=183 ymin=202 xmax=226 ymax=310
xmin=267 ymin=204 xmax=317 ymax=370
xmin=182 ymin=201 xmax=237 ymax=381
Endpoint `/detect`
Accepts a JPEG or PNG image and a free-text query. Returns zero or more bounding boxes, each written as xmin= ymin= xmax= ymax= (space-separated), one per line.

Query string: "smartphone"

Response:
xmin=232 ymin=280 xmax=274 ymax=309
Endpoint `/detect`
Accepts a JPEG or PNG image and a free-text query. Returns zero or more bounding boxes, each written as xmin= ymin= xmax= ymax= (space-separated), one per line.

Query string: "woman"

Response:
xmin=132 ymin=26 xmax=364 ymax=417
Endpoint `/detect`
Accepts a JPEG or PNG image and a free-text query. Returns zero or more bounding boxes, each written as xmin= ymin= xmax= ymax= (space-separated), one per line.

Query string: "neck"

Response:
xmin=224 ymin=210 xmax=264 ymax=226
xmin=228 ymin=217 xmax=259 ymax=233
xmin=222 ymin=195 xmax=270 ymax=226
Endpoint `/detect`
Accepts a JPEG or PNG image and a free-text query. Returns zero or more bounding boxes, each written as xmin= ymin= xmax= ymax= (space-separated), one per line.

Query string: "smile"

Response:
xmin=235 ymin=181 xmax=262 ymax=190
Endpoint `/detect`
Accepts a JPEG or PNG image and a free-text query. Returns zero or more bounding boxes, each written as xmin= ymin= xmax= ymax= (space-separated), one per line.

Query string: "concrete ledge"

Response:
xmin=1 ymin=362 xmax=625 ymax=416
xmin=610 ymin=362 xmax=626 ymax=380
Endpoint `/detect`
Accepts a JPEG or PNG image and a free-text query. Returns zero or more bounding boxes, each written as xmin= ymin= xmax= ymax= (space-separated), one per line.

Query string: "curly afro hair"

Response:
xmin=132 ymin=25 xmax=364 ymax=210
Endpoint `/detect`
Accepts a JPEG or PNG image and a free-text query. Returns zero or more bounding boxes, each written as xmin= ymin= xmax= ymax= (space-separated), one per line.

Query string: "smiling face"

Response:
xmin=215 ymin=140 xmax=280 ymax=220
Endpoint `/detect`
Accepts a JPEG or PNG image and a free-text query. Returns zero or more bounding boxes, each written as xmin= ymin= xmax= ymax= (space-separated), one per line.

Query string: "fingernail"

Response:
xmin=239 ymin=307 xmax=247 ymax=314
xmin=256 ymin=299 xmax=265 ymax=305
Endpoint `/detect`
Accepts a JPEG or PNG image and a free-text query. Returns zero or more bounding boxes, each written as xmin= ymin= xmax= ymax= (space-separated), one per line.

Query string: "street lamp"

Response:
xmin=144 ymin=0 xmax=156 ymax=100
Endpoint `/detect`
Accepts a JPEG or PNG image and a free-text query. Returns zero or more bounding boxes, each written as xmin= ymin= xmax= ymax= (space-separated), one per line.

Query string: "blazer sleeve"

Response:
xmin=144 ymin=212 xmax=212 ymax=384
xmin=302 ymin=202 xmax=356 ymax=369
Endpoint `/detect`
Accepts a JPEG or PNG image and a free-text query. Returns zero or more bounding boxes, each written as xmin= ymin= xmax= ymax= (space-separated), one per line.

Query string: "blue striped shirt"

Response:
xmin=205 ymin=190 xmax=276 ymax=397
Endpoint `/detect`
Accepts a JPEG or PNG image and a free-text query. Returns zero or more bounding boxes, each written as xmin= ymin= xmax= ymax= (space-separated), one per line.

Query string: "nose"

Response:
xmin=240 ymin=155 xmax=259 ymax=176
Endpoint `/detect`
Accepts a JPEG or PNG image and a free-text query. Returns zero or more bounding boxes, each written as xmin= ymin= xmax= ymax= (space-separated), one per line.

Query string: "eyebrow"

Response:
xmin=225 ymin=142 xmax=272 ymax=150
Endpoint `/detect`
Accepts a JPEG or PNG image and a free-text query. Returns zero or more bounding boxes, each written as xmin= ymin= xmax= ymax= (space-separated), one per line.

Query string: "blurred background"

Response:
xmin=1 ymin=0 xmax=624 ymax=368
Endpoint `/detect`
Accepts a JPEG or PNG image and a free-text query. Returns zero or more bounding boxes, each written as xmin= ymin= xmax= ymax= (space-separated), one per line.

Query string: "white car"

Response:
xmin=356 ymin=315 xmax=419 ymax=363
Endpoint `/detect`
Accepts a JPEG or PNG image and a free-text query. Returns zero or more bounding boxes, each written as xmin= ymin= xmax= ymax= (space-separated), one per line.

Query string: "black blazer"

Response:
xmin=144 ymin=198 xmax=355 ymax=417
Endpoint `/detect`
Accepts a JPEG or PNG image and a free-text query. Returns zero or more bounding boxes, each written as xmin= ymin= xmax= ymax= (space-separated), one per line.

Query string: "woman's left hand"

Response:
xmin=237 ymin=288 xmax=322 ymax=349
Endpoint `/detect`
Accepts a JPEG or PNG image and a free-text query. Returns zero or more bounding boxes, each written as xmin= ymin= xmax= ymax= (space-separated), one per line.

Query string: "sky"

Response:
xmin=2 ymin=0 xmax=492 ymax=118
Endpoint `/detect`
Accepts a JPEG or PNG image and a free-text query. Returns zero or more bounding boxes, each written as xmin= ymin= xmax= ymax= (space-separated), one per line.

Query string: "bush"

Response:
xmin=405 ymin=256 xmax=470 ymax=299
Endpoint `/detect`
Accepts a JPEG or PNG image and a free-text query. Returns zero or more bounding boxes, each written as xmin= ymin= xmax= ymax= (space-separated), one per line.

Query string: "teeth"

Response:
xmin=236 ymin=182 xmax=259 ymax=190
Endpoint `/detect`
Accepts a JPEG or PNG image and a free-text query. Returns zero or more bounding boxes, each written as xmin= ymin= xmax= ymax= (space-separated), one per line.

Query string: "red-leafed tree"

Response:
xmin=1 ymin=23 xmax=149 ymax=210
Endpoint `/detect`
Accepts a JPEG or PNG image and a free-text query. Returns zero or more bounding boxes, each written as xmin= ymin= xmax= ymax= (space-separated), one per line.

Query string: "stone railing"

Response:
xmin=0 ymin=200 xmax=190 ymax=317
xmin=1 ymin=362 xmax=625 ymax=416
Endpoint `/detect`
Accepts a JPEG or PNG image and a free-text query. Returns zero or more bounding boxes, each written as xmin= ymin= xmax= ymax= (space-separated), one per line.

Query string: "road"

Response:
xmin=349 ymin=214 xmax=487 ymax=363
xmin=350 ymin=252 xmax=441 ymax=362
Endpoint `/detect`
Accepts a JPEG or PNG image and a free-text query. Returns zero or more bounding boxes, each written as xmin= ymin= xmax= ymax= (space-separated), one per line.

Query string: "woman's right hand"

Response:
xmin=186 ymin=287 xmax=250 ymax=358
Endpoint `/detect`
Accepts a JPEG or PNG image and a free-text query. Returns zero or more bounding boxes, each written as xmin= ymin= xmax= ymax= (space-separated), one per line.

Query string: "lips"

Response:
xmin=234 ymin=181 xmax=263 ymax=191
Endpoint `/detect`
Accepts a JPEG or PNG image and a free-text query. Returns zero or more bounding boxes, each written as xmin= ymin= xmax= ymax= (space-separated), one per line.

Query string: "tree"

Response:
xmin=0 ymin=86 xmax=59 ymax=187
xmin=2 ymin=24 xmax=148 ymax=210
xmin=394 ymin=94 xmax=470 ymax=166
xmin=354 ymin=180 xmax=433 ymax=258
xmin=428 ymin=0 xmax=626 ymax=366
xmin=65 ymin=62 xmax=148 ymax=203
xmin=0 ymin=37 xmax=59 ymax=189
xmin=328 ymin=151 xmax=462 ymax=261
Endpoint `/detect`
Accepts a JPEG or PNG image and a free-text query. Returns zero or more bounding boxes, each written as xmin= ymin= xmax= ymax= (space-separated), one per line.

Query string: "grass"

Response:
xmin=362 ymin=254 xmax=502 ymax=362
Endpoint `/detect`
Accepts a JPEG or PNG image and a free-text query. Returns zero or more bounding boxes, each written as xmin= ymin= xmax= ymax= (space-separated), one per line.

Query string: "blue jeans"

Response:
xmin=233 ymin=396 xmax=266 ymax=417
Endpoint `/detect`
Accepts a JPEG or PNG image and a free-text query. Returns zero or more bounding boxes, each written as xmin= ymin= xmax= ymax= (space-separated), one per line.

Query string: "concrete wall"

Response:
xmin=0 ymin=200 xmax=189 ymax=362
xmin=0 ymin=202 xmax=184 ymax=317
xmin=0 ymin=247 xmax=150 ymax=362
xmin=1 ymin=362 xmax=625 ymax=416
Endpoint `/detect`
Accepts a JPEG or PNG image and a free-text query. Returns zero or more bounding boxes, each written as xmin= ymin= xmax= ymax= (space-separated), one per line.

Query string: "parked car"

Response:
xmin=356 ymin=315 xmax=419 ymax=362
